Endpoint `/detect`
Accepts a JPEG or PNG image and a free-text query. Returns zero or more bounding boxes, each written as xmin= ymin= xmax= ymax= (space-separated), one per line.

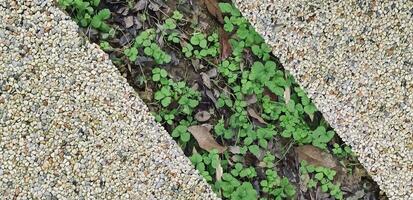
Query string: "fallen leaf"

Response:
xmin=200 ymin=72 xmax=211 ymax=89
xmin=228 ymin=146 xmax=241 ymax=154
xmin=133 ymin=0 xmax=148 ymax=11
xmin=195 ymin=111 xmax=211 ymax=122
xmin=216 ymin=162 xmax=223 ymax=181
xmin=203 ymin=0 xmax=224 ymax=23
xmin=201 ymin=123 xmax=213 ymax=131
xmin=245 ymin=94 xmax=257 ymax=105
xmin=284 ymin=86 xmax=291 ymax=104
xmin=123 ymin=16 xmax=135 ymax=28
xmin=247 ymin=107 xmax=267 ymax=124
xmin=148 ymin=2 xmax=160 ymax=11
xmin=299 ymin=173 xmax=310 ymax=193
xmin=219 ymin=28 xmax=232 ymax=60
xmin=295 ymin=145 xmax=339 ymax=169
xmin=206 ymin=68 xmax=218 ymax=78
xmin=205 ymin=90 xmax=217 ymax=104
xmin=188 ymin=125 xmax=227 ymax=153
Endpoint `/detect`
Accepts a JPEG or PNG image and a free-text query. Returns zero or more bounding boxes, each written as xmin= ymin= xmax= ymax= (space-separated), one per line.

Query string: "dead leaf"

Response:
xmin=133 ymin=0 xmax=148 ymax=11
xmin=200 ymin=72 xmax=211 ymax=89
xmin=188 ymin=125 xmax=227 ymax=153
xmin=295 ymin=145 xmax=338 ymax=169
xmin=228 ymin=146 xmax=241 ymax=154
xmin=201 ymin=123 xmax=213 ymax=131
xmin=195 ymin=111 xmax=211 ymax=122
xmin=123 ymin=16 xmax=135 ymax=28
xmin=219 ymin=28 xmax=232 ymax=60
xmin=299 ymin=173 xmax=310 ymax=193
xmin=191 ymin=83 xmax=199 ymax=91
xmin=284 ymin=86 xmax=291 ymax=104
xmin=247 ymin=107 xmax=267 ymax=124
xmin=245 ymin=94 xmax=257 ymax=105
xmin=148 ymin=2 xmax=160 ymax=11
xmin=203 ymin=0 xmax=224 ymax=23
xmin=206 ymin=90 xmax=217 ymax=104
xmin=206 ymin=68 xmax=218 ymax=78
xmin=216 ymin=162 xmax=223 ymax=181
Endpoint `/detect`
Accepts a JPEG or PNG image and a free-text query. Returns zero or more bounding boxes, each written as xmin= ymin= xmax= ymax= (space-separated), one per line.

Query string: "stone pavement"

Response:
xmin=0 ymin=0 xmax=216 ymax=199
xmin=235 ymin=0 xmax=413 ymax=199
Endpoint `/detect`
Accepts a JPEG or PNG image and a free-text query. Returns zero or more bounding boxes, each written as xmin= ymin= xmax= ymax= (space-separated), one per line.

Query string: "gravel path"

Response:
xmin=0 ymin=0 xmax=217 ymax=199
xmin=234 ymin=0 xmax=412 ymax=199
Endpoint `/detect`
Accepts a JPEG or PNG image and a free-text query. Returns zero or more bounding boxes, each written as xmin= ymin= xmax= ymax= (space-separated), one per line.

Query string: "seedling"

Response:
xmin=172 ymin=121 xmax=191 ymax=143
xmin=300 ymin=161 xmax=343 ymax=199
xmin=91 ymin=9 xmax=111 ymax=32
xmin=154 ymin=86 xmax=172 ymax=107
xmin=260 ymin=169 xmax=296 ymax=199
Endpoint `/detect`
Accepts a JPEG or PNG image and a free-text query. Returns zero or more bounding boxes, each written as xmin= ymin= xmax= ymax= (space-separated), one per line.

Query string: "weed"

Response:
xmin=260 ymin=169 xmax=296 ymax=199
xmin=300 ymin=160 xmax=344 ymax=199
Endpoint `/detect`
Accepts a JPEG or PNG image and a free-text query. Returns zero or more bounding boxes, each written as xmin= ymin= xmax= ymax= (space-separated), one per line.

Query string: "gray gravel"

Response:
xmin=234 ymin=0 xmax=412 ymax=199
xmin=0 ymin=0 xmax=217 ymax=199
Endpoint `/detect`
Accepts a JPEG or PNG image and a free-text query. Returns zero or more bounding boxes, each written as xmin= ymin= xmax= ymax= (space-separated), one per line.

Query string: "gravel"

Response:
xmin=234 ymin=0 xmax=412 ymax=199
xmin=0 ymin=0 xmax=217 ymax=199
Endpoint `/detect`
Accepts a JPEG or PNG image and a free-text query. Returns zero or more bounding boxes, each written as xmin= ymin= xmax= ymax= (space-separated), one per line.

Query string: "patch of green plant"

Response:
xmin=190 ymin=150 xmax=221 ymax=182
xmin=61 ymin=1 xmax=362 ymax=199
xmin=124 ymin=29 xmax=171 ymax=64
xmin=300 ymin=160 xmax=344 ymax=199
xmin=172 ymin=120 xmax=192 ymax=143
xmin=99 ymin=41 xmax=113 ymax=51
xmin=185 ymin=32 xmax=219 ymax=59
xmin=58 ymin=0 xmax=114 ymax=33
xmin=332 ymin=143 xmax=355 ymax=159
xmin=260 ymin=169 xmax=296 ymax=200
xmin=151 ymin=68 xmax=201 ymax=124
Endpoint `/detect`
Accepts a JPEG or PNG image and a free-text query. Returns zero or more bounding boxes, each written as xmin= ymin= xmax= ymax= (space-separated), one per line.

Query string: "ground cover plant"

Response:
xmin=59 ymin=0 xmax=385 ymax=199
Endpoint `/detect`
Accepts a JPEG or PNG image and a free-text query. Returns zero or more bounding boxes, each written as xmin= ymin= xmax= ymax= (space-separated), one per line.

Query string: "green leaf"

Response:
xmin=172 ymin=11 xmax=183 ymax=20
xmin=161 ymin=97 xmax=171 ymax=107
xmin=92 ymin=0 xmax=100 ymax=6
xmin=90 ymin=16 xmax=102 ymax=28
xmin=152 ymin=74 xmax=160 ymax=81
xmin=258 ymin=139 xmax=268 ymax=148
xmin=181 ymin=131 xmax=190 ymax=142
xmin=199 ymin=39 xmax=207 ymax=48
xmin=154 ymin=91 xmax=165 ymax=100
xmin=98 ymin=9 xmax=111 ymax=20
xmin=218 ymin=3 xmax=232 ymax=13
xmin=244 ymin=137 xmax=253 ymax=145
xmin=315 ymin=172 xmax=324 ymax=180
xmin=248 ymin=145 xmax=260 ymax=157
xmin=321 ymin=184 xmax=329 ymax=192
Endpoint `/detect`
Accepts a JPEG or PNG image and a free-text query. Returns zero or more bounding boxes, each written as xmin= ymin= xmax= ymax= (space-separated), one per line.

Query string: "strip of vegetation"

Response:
xmin=58 ymin=0 xmax=384 ymax=199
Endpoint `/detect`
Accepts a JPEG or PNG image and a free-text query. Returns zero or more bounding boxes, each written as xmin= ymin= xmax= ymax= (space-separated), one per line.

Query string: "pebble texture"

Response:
xmin=235 ymin=0 xmax=412 ymax=199
xmin=0 ymin=0 xmax=217 ymax=199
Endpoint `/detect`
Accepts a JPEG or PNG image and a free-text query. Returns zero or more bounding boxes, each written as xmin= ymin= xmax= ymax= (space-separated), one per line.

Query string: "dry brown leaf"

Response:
xmin=219 ymin=28 xmax=232 ymax=60
xmin=284 ymin=86 xmax=291 ymax=104
xmin=245 ymin=94 xmax=257 ymax=105
xmin=206 ymin=68 xmax=218 ymax=78
xmin=247 ymin=107 xmax=267 ymax=124
xmin=188 ymin=125 xmax=227 ymax=153
xmin=205 ymin=90 xmax=217 ymax=104
xmin=201 ymin=123 xmax=213 ymax=131
xmin=216 ymin=162 xmax=223 ymax=181
xmin=200 ymin=72 xmax=211 ymax=89
xmin=296 ymin=145 xmax=338 ymax=169
xmin=203 ymin=0 xmax=224 ymax=23
xmin=228 ymin=146 xmax=241 ymax=154
xmin=195 ymin=111 xmax=211 ymax=122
